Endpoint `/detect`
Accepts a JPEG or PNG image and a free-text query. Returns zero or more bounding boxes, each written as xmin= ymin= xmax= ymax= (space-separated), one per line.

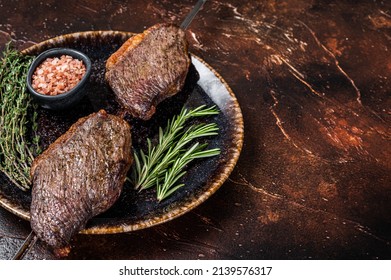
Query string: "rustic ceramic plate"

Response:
xmin=0 ymin=31 xmax=243 ymax=234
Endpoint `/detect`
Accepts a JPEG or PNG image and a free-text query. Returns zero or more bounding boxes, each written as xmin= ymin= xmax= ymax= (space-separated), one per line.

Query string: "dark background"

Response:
xmin=1 ymin=0 xmax=390 ymax=259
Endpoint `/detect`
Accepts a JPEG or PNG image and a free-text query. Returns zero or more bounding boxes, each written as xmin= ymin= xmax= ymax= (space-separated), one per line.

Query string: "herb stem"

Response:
xmin=0 ymin=42 xmax=40 ymax=191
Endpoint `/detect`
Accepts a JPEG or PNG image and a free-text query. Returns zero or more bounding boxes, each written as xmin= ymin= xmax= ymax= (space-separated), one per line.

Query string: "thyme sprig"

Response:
xmin=0 ymin=43 xmax=40 ymax=191
xmin=132 ymin=105 xmax=220 ymax=201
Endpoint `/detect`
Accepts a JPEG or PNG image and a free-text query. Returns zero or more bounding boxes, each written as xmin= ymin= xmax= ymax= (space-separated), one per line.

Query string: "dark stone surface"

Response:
xmin=1 ymin=0 xmax=390 ymax=259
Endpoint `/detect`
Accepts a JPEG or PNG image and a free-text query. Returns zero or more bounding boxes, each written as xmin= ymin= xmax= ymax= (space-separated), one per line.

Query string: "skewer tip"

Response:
xmin=12 ymin=231 xmax=38 ymax=260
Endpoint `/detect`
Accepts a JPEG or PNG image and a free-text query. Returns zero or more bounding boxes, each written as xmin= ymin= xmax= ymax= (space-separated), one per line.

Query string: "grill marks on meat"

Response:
xmin=105 ymin=23 xmax=191 ymax=120
xmin=30 ymin=110 xmax=132 ymax=256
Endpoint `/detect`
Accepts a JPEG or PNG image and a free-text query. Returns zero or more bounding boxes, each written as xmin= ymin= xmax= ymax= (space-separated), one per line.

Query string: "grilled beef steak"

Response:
xmin=105 ymin=23 xmax=191 ymax=120
xmin=30 ymin=110 xmax=132 ymax=257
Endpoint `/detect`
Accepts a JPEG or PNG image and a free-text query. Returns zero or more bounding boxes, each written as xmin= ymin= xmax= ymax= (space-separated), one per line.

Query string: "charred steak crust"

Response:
xmin=105 ymin=23 xmax=191 ymax=120
xmin=30 ymin=110 xmax=132 ymax=255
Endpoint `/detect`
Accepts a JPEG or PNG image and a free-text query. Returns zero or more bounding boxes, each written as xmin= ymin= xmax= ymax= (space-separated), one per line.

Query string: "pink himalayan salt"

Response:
xmin=32 ymin=55 xmax=86 ymax=96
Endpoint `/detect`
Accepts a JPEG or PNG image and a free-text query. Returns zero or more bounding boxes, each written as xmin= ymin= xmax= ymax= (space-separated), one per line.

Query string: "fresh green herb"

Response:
xmin=0 ymin=42 xmax=41 ymax=191
xmin=131 ymin=105 xmax=221 ymax=201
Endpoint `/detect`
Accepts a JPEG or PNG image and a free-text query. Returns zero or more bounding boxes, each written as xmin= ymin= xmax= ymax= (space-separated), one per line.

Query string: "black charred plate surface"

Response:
xmin=0 ymin=31 xmax=243 ymax=234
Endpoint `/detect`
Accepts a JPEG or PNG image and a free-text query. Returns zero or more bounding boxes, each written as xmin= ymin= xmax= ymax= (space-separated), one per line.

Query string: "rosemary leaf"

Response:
xmin=156 ymin=142 xmax=220 ymax=201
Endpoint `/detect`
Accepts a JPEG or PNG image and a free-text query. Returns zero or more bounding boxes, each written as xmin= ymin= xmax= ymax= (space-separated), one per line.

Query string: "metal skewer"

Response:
xmin=180 ymin=0 xmax=207 ymax=30
xmin=12 ymin=230 xmax=38 ymax=260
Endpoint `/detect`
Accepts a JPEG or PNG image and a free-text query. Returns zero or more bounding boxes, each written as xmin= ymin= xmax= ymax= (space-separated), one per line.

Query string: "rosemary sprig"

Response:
xmin=156 ymin=142 xmax=220 ymax=201
xmin=0 ymin=42 xmax=40 ymax=191
xmin=131 ymin=105 xmax=220 ymax=201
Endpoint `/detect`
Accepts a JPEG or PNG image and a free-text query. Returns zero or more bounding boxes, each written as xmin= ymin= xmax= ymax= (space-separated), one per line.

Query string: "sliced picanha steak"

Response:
xmin=30 ymin=110 xmax=132 ymax=256
xmin=105 ymin=23 xmax=191 ymax=120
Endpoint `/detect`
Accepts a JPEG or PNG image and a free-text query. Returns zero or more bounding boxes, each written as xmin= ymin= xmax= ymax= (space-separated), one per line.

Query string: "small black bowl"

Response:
xmin=26 ymin=48 xmax=92 ymax=110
